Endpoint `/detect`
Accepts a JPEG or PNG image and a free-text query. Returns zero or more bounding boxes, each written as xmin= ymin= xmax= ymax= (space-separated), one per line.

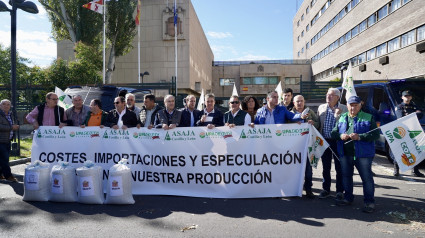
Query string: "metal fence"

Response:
xmin=300 ymin=81 xmax=363 ymax=100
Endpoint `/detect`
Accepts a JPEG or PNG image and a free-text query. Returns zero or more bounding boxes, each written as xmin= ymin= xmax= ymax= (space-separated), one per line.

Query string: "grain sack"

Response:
xmin=23 ymin=161 xmax=50 ymax=202
xmin=49 ymin=162 xmax=77 ymax=202
xmin=105 ymin=159 xmax=135 ymax=204
xmin=76 ymin=160 xmax=104 ymax=204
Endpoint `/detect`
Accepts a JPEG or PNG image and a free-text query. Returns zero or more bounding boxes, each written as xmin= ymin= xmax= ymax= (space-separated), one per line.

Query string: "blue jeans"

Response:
xmin=0 ymin=142 xmax=11 ymax=178
xmin=340 ymin=156 xmax=375 ymax=204
xmin=304 ymin=158 xmax=313 ymax=192
xmin=321 ymin=139 xmax=343 ymax=193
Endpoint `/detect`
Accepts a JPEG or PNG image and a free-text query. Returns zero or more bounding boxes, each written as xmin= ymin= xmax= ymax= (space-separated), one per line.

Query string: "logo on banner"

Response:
xmin=401 ymin=142 xmax=416 ymax=166
xmin=199 ymin=131 xmax=233 ymax=139
xmin=133 ymin=132 xmax=161 ymax=140
xmin=275 ymin=128 xmax=309 ymax=137
xmin=102 ymin=130 xmax=130 ymax=139
xmin=36 ymin=128 xmax=66 ymax=139
xmin=69 ymin=131 xmax=100 ymax=138
xmin=164 ymin=130 xmax=196 ymax=141
xmin=240 ymin=128 xmax=272 ymax=139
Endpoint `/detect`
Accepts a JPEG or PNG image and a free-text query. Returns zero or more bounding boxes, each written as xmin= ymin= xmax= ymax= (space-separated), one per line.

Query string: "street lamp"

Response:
xmin=1 ymin=0 xmax=38 ymax=156
xmin=139 ymin=71 xmax=150 ymax=85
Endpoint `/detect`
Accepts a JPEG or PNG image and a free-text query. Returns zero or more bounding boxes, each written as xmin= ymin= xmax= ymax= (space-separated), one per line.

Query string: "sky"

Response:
xmin=0 ymin=0 xmax=298 ymax=68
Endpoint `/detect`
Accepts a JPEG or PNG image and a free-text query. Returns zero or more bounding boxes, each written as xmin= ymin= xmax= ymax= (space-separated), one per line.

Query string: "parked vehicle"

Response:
xmin=339 ymin=80 xmax=425 ymax=162
xmin=64 ymin=85 xmax=151 ymax=112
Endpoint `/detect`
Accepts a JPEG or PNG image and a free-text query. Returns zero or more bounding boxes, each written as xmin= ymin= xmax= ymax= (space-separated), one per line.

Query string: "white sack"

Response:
xmin=49 ymin=162 xmax=77 ymax=202
xmin=105 ymin=159 xmax=135 ymax=205
xmin=23 ymin=161 xmax=50 ymax=202
xmin=76 ymin=161 xmax=104 ymax=204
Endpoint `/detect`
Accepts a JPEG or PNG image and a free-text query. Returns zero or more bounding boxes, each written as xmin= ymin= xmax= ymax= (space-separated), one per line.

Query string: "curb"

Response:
xmin=10 ymin=157 xmax=31 ymax=166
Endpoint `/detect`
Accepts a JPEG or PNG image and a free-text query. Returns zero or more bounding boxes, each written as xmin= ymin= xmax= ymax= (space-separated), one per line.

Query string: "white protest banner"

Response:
xmin=307 ymin=125 xmax=329 ymax=168
xmin=31 ymin=124 xmax=311 ymax=198
xmin=380 ymin=113 xmax=425 ymax=172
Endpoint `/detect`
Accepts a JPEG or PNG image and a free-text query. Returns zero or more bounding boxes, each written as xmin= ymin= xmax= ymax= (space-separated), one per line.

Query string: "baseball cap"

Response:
xmin=402 ymin=90 xmax=412 ymax=96
xmin=347 ymin=96 xmax=361 ymax=104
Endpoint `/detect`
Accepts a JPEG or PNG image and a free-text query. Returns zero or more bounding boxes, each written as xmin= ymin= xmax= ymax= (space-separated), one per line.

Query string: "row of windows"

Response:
xmin=311 ymin=0 xmax=335 ymax=26
xmin=314 ymin=24 xmax=425 ymax=81
xmin=220 ymin=77 xmax=301 ymax=86
xmin=311 ymin=0 xmax=411 ymax=63
xmin=311 ymin=0 xmax=361 ymax=46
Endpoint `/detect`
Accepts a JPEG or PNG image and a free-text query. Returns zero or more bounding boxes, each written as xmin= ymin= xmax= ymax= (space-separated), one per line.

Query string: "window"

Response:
xmin=352 ymin=0 xmax=359 ymax=8
xmin=346 ymin=2 xmax=352 ymax=13
xmin=195 ymin=82 xmax=201 ymax=91
xmin=418 ymin=25 xmax=425 ymax=41
xmin=345 ymin=31 xmax=352 ymax=42
xmin=297 ymin=20 xmax=300 ymax=27
xmin=297 ymin=36 xmax=300 ymax=41
xmin=306 ymin=42 xmax=310 ymax=49
xmin=307 ymin=24 xmax=310 ymax=32
xmin=311 ymin=0 xmax=317 ymax=7
xmin=359 ymin=20 xmax=367 ymax=33
xmin=285 ymin=77 xmax=301 ymax=85
xmin=358 ymin=52 xmax=366 ymax=64
xmin=376 ymin=43 xmax=387 ymax=57
xmin=367 ymin=48 xmax=376 ymax=61
xmin=339 ymin=9 xmax=346 ymax=19
xmin=301 ymin=14 xmax=304 ymax=21
xmin=352 ymin=25 xmax=359 ymax=37
xmin=306 ymin=6 xmax=310 ymax=14
xmin=403 ymin=0 xmax=411 ymax=4
xmin=297 ymin=51 xmax=300 ymax=57
xmin=219 ymin=78 xmax=235 ymax=86
xmin=388 ymin=37 xmax=400 ymax=52
xmin=301 ymin=30 xmax=304 ymax=37
xmin=340 ymin=36 xmax=345 ymax=45
xmin=390 ymin=0 xmax=401 ymax=13
xmin=334 ymin=39 xmax=339 ymax=49
xmin=378 ymin=5 xmax=388 ymax=20
xmin=351 ymin=56 xmax=358 ymax=66
xmin=301 ymin=47 xmax=304 ymax=53
xmin=242 ymin=77 xmax=278 ymax=85
xmin=368 ymin=14 xmax=376 ymax=27
xmin=269 ymin=77 xmax=279 ymax=85
xmin=401 ymin=30 xmax=415 ymax=47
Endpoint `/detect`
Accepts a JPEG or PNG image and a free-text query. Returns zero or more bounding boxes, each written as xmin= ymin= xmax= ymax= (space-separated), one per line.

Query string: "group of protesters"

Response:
xmin=0 ymin=86 xmax=422 ymax=213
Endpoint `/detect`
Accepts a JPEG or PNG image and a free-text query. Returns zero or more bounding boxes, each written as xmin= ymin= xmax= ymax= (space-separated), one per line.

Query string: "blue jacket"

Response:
xmin=254 ymin=105 xmax=301 ymax=124
xmin=179 ymin=108 xmax=202 ymax=127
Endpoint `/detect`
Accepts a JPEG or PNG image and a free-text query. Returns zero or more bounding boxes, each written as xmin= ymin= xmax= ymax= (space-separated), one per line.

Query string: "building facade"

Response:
xmin=293 ymin=0 xmax=425 ymax=81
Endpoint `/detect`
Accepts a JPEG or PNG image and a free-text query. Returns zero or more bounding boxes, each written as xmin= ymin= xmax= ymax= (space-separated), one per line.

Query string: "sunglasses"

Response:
xmin=114 ymin=102 xmax=121 ymax=104
xmin=230 ymin=101 xmax=240 ymax=104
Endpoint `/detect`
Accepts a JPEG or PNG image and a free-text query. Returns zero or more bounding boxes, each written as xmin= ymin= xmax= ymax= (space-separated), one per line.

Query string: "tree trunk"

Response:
xmin=58 ymin=0 xmax=77 ymax=43
xmin=105 ymin=44 xmax=116 ymax=84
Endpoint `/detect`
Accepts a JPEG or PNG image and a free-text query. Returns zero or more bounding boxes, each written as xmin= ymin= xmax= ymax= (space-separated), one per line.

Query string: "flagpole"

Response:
xmin=138 ymin=23 xmax=141 ymax=84
xmin=103 ymin=1 xmax=106 ymax=84
xmin=174 ymin=0 xmax=178 ymax=97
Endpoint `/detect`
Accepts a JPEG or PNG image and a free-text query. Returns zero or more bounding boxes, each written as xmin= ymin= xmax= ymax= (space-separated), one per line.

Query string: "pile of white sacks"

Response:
xmin=23 ymin=160 xmax=135 ymax=205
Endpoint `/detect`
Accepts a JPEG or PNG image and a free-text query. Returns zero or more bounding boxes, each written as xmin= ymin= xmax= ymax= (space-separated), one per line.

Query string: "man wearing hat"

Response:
xmin=393 ymin=90 xmax=424 ymax=177
xmin=331 ymin=96 xmax=380 ymax=213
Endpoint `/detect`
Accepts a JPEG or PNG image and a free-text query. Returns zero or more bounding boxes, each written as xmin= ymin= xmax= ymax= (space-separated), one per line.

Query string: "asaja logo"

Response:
xmin=36 ymin=128 xmax=66 ymax=139
xmin=165 ymin=132 xmax=171 ymax=141
xmin=393 ymin=127 xmax=406 ymax=139
xmin=102 ymin=129 xmax=130 ymax=139
xmin=401 ymin=142 xmax=416 ymax=166
xmin=164 ymin=130 xmax=196 ymax=141
xmin=240 ymin=128 xmax=272 ymax=139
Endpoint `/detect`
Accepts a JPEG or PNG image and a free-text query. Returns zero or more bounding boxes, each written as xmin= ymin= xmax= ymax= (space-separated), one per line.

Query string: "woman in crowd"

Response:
xmin=241 ymin=95 xmax=260 ymax=123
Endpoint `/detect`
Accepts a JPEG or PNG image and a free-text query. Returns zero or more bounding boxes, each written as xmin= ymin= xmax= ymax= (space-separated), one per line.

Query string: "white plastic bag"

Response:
xmin=23 ymin=161 xmax=50 ymax=202
xmin=49 ymin=162 xmax=77 ymax=202
xmin=105 ymin=159 xmax=135 ymax=204
xmin=76 ymin=160 xmax=104 ymax=204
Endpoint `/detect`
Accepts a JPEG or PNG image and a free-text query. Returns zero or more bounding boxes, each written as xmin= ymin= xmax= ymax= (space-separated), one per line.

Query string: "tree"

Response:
xmin=39 ymin=0 xmax=138 ymax=83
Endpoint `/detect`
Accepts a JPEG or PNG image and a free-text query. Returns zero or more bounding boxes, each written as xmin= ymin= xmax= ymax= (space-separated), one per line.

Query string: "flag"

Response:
xmin=307 ymin=125 xmax=330 ymax=168
xmin=232 ymin=83 xmax=238 ymax=96
xmin=197 ymin=89 xmax=205 ymax=111
xmin=173 ymin=1 xmax=178 ymax=26
xmin=82 ymin=0 xmax=104 ymax=14
xmin=275 ymin=81 xmax=283 ymax=105
xmin=135 ymin=0 xmax=141 ymax=26
xmin=341 ymin=61 xmax=357 ymax=101
xmin=380 ymin=113 xmax=425 ymax=172
xmin=55 ymin=87 xmax=72 ymax=110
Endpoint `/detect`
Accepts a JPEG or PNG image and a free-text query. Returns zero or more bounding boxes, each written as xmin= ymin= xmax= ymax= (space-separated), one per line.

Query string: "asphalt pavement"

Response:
xmin=1 ymin=154 xmax=424 ymax=238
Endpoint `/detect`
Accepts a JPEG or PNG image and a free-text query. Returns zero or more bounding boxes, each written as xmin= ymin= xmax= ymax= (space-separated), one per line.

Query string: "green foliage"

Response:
xmin=331 ymin=77 xmax=342 ymax=82
xmin=75 ymin=41 xmax=102 ymax=70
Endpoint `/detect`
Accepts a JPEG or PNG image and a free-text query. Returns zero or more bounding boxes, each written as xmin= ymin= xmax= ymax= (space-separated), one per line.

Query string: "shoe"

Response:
xmin=394 ymin=163 xmax=400 ymax=176
xmin=335 ymin=192 xmax=344 ymax=201
xmin=412 ymin=169 xmax=424 ymax=177
xmin=336 ymin=199 xmax=352 ymax=206
xmin=0 ymin=175 xmax=5 ymax=180
xmin=6 ymin=176 xmax=18 ymax=182
xmin=362 ymin=203 xmax=375 ymax=213
xmin=318 ymin=190 xmax=330 ymax=199
xmin=305 ymin=191 xmax=316 ymax=199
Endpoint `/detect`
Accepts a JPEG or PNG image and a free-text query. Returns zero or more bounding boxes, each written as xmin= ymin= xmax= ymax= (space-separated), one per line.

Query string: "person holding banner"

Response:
xmin=65 ymin=95 xmax=90 ymax=126
xmin=331 ymin=96 xmax=380 ymax=213
xmin=125 ymin=93 xmax=142 ymax=117
xmin=290 ymin=95 xmax=320 ymax=198
xmin=224 ymin=95 xmax=252 ymax=127
xmin=179 ymin=95 xmax=202 ymax=127
xmin=0 ymin=99 xmax=19 ymax=182
xmin=26 ymin=92 xmax=67 ymax=129
xmin=81 ymin=99 xmax=108 ymax=128
xmin=197 ymin=93 xmax=224 ymax=129
xmin=140 ymin=94 xmax=162 ymax=129
xmin=105 ymin=96 xmax=139 ymax=129
xmin=154 ymin=95 xmax=182 ymax=130
xmin=317 ymin=88 xmax=347 ymax=200
xmin=393 ymin=90 xmax=424 ymax=177
xmin=255 ymin=91 xmax=305 ymax=125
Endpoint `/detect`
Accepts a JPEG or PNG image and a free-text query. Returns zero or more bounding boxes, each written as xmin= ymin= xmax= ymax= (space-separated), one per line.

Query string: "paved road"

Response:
xmin=1 ymin=154 xmax=424 ymax=238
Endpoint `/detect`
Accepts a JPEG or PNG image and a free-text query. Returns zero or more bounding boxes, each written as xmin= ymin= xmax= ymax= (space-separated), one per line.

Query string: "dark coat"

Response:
xmin=105 ymin=109 xmax=138 ymax=128
xmin=154 ymin=109 xmax=182 ymax=128
xmin=179 ymin=108 xmax=202 ymax=127
xmin=196 ymin=107 xmax=224 ymax=127
xmin=139 ymin=104 xmax=162 ymax=127
xmin=0 ymin=110 xmax=14 ymax=144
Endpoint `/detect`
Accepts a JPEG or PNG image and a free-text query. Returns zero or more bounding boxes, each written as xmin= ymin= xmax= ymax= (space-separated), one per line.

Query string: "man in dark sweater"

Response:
xmin=196 ymin=93 xmax=224 ymax=129
xmin=223 ymin=95 xmax=251 ymax=127
xmin=105 ymin=96 xmax=138 ymax=129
